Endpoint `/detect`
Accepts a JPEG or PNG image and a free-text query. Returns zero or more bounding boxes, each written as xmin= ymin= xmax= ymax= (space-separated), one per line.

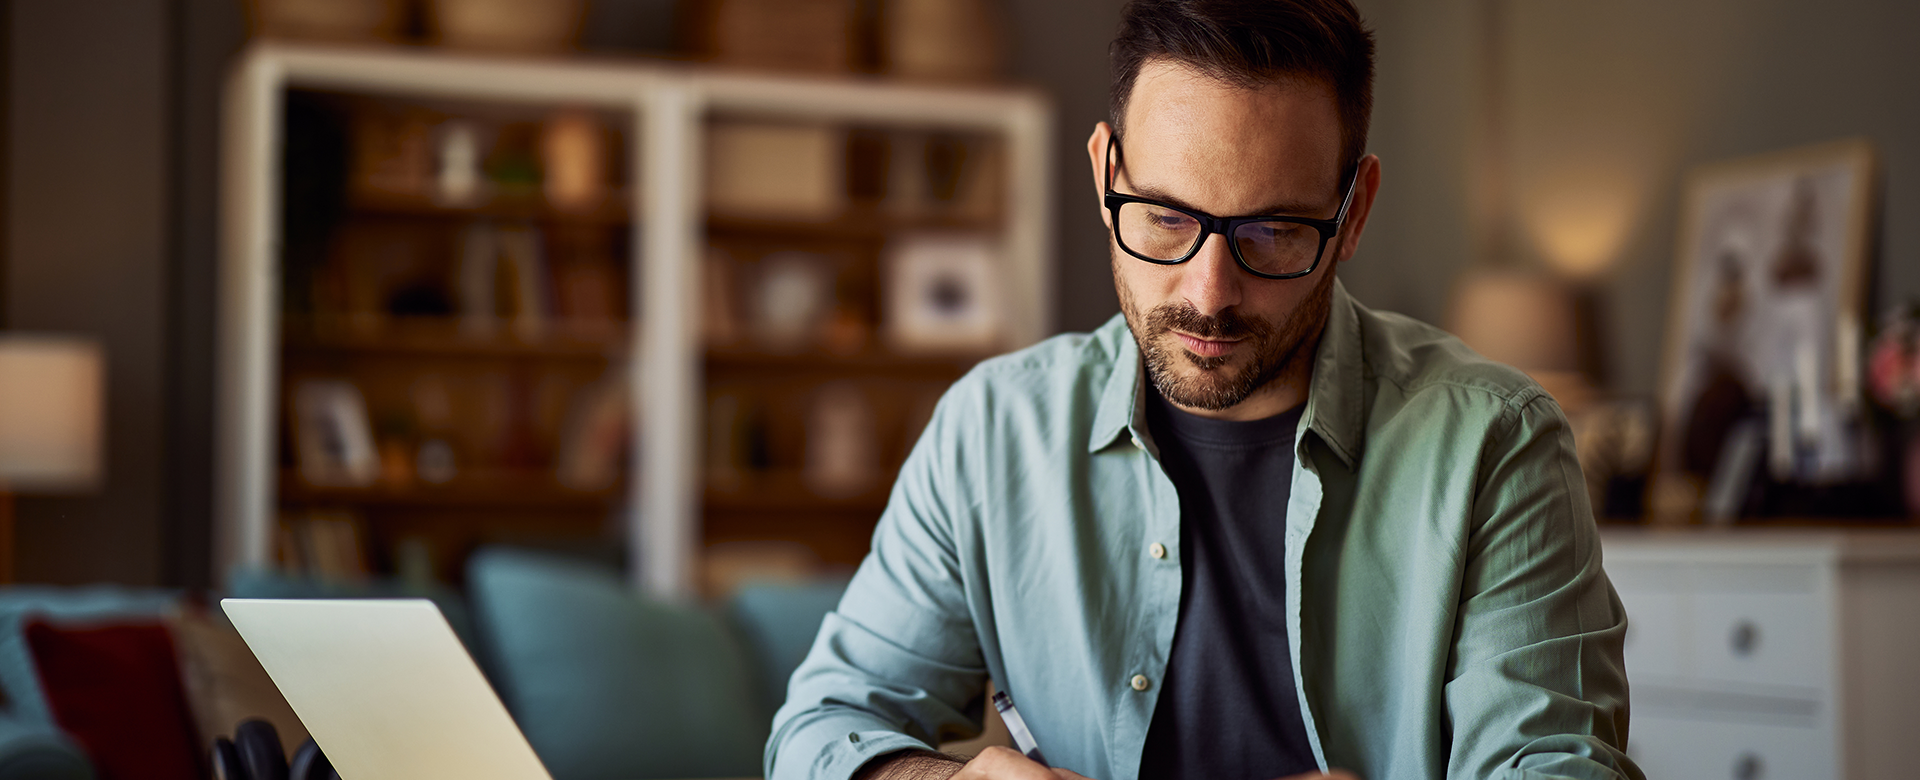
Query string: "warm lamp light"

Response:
xmin=0 ymin=335 xmax=105 ymax=582
xmin=1447 ymin=270 xmax=1595 ymax=411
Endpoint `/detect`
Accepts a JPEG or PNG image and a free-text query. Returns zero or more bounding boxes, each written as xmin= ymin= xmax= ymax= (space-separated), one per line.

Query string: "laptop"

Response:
xmin=221 ymin=598 xmax=553 ymax=780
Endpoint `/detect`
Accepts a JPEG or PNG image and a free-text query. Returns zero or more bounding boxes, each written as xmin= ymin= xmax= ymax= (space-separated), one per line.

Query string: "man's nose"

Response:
xmin=1176 ymin=232 xmax=1244 ymax=317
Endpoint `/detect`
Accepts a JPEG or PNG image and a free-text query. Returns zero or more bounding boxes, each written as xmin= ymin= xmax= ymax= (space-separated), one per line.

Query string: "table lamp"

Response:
xmin=0 ymin=335 xmax=104 ymax=583
xmin=1446 ymin=269 xmax=1598 ymax=413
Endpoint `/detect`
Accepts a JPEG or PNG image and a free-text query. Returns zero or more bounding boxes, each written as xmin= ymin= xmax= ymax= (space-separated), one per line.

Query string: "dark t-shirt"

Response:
xmin=1137 ymin=386 xmax=1317 ymax=780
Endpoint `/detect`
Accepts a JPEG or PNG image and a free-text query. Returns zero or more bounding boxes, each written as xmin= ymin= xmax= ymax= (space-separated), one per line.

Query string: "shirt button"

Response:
xmin=848 ymin=732 xmax=861 ymax=743
xmin=1130 ymin=434 xmax=1145 ymax=449
xmin=1148 ymin=542 xmax=1167 ymax=559
xmin=1130 ymin=674 xmax=1150 ymax=691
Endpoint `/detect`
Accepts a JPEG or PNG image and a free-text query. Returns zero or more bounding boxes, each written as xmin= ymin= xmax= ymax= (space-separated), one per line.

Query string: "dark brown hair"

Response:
xmin=1110 ymin=0 xmax=1376 ymax=166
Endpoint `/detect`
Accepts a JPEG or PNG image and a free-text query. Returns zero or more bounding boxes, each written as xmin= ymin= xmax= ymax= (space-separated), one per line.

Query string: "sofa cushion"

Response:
xmin=724 ymin=579 xmax=848 ymax=717
xmin=25 ymin=620 xmax=201 ymax=780
xmin=0 ymin=713 xmax=91 ymax=780
xmin=468 ymin=547 xmax=764 ymax=780
xmin=0 ymin=586 xmax=177 ymax=725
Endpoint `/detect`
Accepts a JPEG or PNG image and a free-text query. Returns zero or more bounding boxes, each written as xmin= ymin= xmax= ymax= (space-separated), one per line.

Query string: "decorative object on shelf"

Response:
xmin=277 ymin=510 xmax=371 ymax=582
xmin=1867 ymin=301 xmax=1920 ymax=516
xmin=556 ymin=374 xmax=631 ymax=491
xmin=291 ymin=379 xmax=380 ymax=488
xmin=415 ymin=439 xmax=459 ymax=485
xmin=706 ymin=121 xmax=846 ymax=221
xmin=426 ymin=0 xmax=586 ymax=53
xmin=247 ymin=0 xmax=406 ymax=44
xmin=1566 ymin=399 xmax=1654 ymax=520
xmin=1650 ymin=138 xmax=1877 ymax=521
xmin=752 ymin=252 xmax=835 ymax=352
xmin=541 ymin=109 xmax=611 ymax=213
xmin=882 ymin=0 xmax=1004 ymax=83
xmin=0 ymin=336 xmax=105 ymax=583
xmin=884 ymin=233 xmax=1001 ymax=353
xmin=702 ymin=248 xmax=745 ymax=348
xmin=351 ymin=108 xmax=435 ymax=198
xmin=696 ymin=0 xmax=857 ymax=74
xmin=435 ymin=120 xmax=488 ymax=206
xmin=804 ymin=382 xmax=879 ymax=498
xmin=456 ymin=222 xmax=555 ymax=340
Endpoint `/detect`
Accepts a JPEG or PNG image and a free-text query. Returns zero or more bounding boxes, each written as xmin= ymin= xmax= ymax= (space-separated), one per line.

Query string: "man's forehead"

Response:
xmin=1119 ymin=60 xmax=1345 ymax=211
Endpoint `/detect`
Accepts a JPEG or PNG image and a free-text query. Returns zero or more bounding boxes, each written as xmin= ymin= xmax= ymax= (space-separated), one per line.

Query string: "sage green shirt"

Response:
xmin=767 ymin=281 xmax=1639 ymax=780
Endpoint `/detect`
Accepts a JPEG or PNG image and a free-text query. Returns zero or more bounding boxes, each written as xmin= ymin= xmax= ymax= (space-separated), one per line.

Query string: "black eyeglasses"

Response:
xmin=1103 ymin=135 xmax=1359 ymax=280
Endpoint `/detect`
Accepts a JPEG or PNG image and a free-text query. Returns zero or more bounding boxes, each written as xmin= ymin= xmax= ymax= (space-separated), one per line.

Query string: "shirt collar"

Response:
xmin=1086 ymin=278 xmax=1366 ymax=468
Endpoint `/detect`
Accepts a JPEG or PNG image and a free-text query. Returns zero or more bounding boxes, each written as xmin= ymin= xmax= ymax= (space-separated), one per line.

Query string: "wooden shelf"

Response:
xmin=284 ymin=317 xmax=629 ymax=360
xmin=280 ymin=470 xmax=622 ymax=510
xmin=705 ymin=345 xmax=984 ymax=375
xmin=348 ymin=188 xmax=631 ymax=225
xmin=704 ymin=470 xmax=892 ymax=513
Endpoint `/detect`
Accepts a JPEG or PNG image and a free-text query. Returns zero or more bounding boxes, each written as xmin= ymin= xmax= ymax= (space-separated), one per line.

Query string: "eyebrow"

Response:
xmin=1126 ymin=181 xmax=1334 ymax=220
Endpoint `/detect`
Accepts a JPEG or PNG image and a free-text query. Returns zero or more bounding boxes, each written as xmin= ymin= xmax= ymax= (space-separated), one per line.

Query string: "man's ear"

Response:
xmin=1086 ymin=122 xmax=1114 ymax=228
xmin=1334 ymin=154 xmax=1382 ymax=264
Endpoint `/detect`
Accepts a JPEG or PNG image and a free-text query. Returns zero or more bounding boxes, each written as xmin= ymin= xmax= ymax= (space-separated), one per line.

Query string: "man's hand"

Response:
xmin=855 ymin=747 xmax=1357 ymax=780
xmin=854 ymin=746 xmax=1090 ymax=780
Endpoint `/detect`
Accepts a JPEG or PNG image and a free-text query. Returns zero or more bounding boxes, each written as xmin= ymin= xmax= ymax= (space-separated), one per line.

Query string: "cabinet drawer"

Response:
xmin=1628 ymin=716 xmax=1830 ymax=780
xmin=1691 ymin=592 xmax=1828 ymax=690
xmin=1615 ymin=587 xmax=1686 ymax=679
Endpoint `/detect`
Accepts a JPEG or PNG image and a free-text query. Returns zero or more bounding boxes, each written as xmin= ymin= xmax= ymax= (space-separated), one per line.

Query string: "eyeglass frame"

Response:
xmin=1102 ymin=134 xmax=1361 ymax=280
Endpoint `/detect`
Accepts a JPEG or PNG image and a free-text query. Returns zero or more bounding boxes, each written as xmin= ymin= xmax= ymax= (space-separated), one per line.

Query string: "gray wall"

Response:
xmin=6 ymin=2 xmax=172 ymax=584
xmin=1351 ymin=0 xmax=1920 ymax=395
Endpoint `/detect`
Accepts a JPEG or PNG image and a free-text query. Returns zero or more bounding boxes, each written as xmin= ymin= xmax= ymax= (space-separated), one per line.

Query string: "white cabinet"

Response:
xmin=1603 ymin=530 xmax=1920 ymax=780
xmin=216 ymin=42 xmax=1053 ymax=598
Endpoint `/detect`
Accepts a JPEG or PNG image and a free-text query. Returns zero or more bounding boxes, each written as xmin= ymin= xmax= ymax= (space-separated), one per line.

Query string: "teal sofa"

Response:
xmin=0 ymin=556 xmax=849 ymax=780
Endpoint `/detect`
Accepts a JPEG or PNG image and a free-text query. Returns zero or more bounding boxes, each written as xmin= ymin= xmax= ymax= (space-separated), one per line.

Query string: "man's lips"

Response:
xmin=1173 ymin=331 xmax=1243 ymax=358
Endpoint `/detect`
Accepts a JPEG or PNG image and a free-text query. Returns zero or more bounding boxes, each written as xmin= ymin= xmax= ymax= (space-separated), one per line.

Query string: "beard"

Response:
xmin=1116 ymin=254 xmax=1337 ymax=412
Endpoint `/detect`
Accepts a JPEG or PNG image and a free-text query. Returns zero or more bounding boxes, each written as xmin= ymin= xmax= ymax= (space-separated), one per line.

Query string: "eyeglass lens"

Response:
xmin=1115 ymin=201 xmax=1322 ymax=276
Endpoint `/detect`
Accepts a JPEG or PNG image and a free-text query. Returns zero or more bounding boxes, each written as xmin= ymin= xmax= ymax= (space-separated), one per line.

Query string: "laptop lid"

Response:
xmin=221 ymin=598 xmax=553 ymax=780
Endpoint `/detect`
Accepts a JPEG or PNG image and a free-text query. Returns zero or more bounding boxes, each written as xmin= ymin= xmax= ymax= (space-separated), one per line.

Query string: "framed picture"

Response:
xmin=1652 ymin=138 xmax=1877 ymax=516
xmin=292 ymin=379 xmax=381 ymax=488
xmin=884 ymin=233 xmax=1002 ymax=353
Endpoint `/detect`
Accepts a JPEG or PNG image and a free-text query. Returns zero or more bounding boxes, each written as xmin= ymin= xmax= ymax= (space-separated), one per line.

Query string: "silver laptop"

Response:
xmin=222 ymin=598 xmax=553 ymax=780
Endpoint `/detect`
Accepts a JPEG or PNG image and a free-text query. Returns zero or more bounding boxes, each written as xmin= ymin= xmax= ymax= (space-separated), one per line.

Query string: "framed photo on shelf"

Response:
xmin=884 ymin=233 xmax=1002 ymax=354
xmin=291 ymin=379 xmax=381 ymax=488
xmin=1651 ymin=138 xmax=1877 ymax=519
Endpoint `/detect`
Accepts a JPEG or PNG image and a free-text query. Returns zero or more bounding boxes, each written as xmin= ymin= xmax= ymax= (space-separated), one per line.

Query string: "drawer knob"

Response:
xmin=1729 ymin=620 xmax=1760 ymax=657
xmin=1733 ymin=751 xmax=1764 ymax=780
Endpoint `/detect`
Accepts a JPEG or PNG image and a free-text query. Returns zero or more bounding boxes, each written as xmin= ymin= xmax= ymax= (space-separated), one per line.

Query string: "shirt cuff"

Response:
xmin=769 ymin=714 xmax=936 ymax=780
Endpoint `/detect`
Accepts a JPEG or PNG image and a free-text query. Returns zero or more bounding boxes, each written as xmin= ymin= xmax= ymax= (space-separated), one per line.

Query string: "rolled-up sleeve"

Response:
xmin=765 ymin=379 xmax=991 ymax=780
xmin=1445 ymin=393 xmax=1643 ymax=780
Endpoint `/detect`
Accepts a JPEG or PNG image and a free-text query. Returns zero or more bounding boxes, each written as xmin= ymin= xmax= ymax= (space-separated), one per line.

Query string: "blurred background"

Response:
xmin=0 ymin=0 xmax=1907 ymax=591
xmin=0 ymin=1 xmax=1916 ymax=778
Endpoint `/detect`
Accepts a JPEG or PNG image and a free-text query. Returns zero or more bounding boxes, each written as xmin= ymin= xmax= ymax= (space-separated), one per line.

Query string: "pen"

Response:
xmin=991 ymin=690 xmax=1050 ymax=767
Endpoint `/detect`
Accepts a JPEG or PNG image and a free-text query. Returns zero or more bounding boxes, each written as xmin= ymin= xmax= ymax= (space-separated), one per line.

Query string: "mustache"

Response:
xmin=1145 ymin=302 xmax=1272 ymax=341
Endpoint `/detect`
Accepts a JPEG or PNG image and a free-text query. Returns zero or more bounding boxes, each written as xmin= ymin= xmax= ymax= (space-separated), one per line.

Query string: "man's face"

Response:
xmin=1090 ymin=60 xmax=1378 ymax=419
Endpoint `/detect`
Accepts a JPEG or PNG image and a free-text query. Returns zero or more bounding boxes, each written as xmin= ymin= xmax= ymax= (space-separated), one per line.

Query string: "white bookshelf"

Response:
xmin=217 ymin=42 xmax=1054 ymax=597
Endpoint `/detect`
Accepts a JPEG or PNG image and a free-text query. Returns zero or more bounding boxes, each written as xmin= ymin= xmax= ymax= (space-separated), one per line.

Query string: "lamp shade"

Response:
xmin=0 ymin=336 xmax=104 ymax=491
xmin=1447 ymin=270 xmax=1595 ymax=411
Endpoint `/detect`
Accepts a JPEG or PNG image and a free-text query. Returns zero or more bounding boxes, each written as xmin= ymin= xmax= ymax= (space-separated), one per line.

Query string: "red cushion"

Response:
xmin=25 ymin=619 xmax=203 ymax=780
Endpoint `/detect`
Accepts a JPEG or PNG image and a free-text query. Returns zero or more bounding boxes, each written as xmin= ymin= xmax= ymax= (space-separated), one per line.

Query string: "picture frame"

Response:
xmin=1650 ymin=138 xmax=1877 ymax=519
xmin=291 ymin=379 xmax=381 ymax=488
xmin=883 ymin=232 xmax=1002 ymax=353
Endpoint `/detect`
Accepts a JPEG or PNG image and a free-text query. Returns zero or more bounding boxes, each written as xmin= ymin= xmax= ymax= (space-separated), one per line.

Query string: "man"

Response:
xmin=767 ymin=1 xmax=1638 ymax=778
